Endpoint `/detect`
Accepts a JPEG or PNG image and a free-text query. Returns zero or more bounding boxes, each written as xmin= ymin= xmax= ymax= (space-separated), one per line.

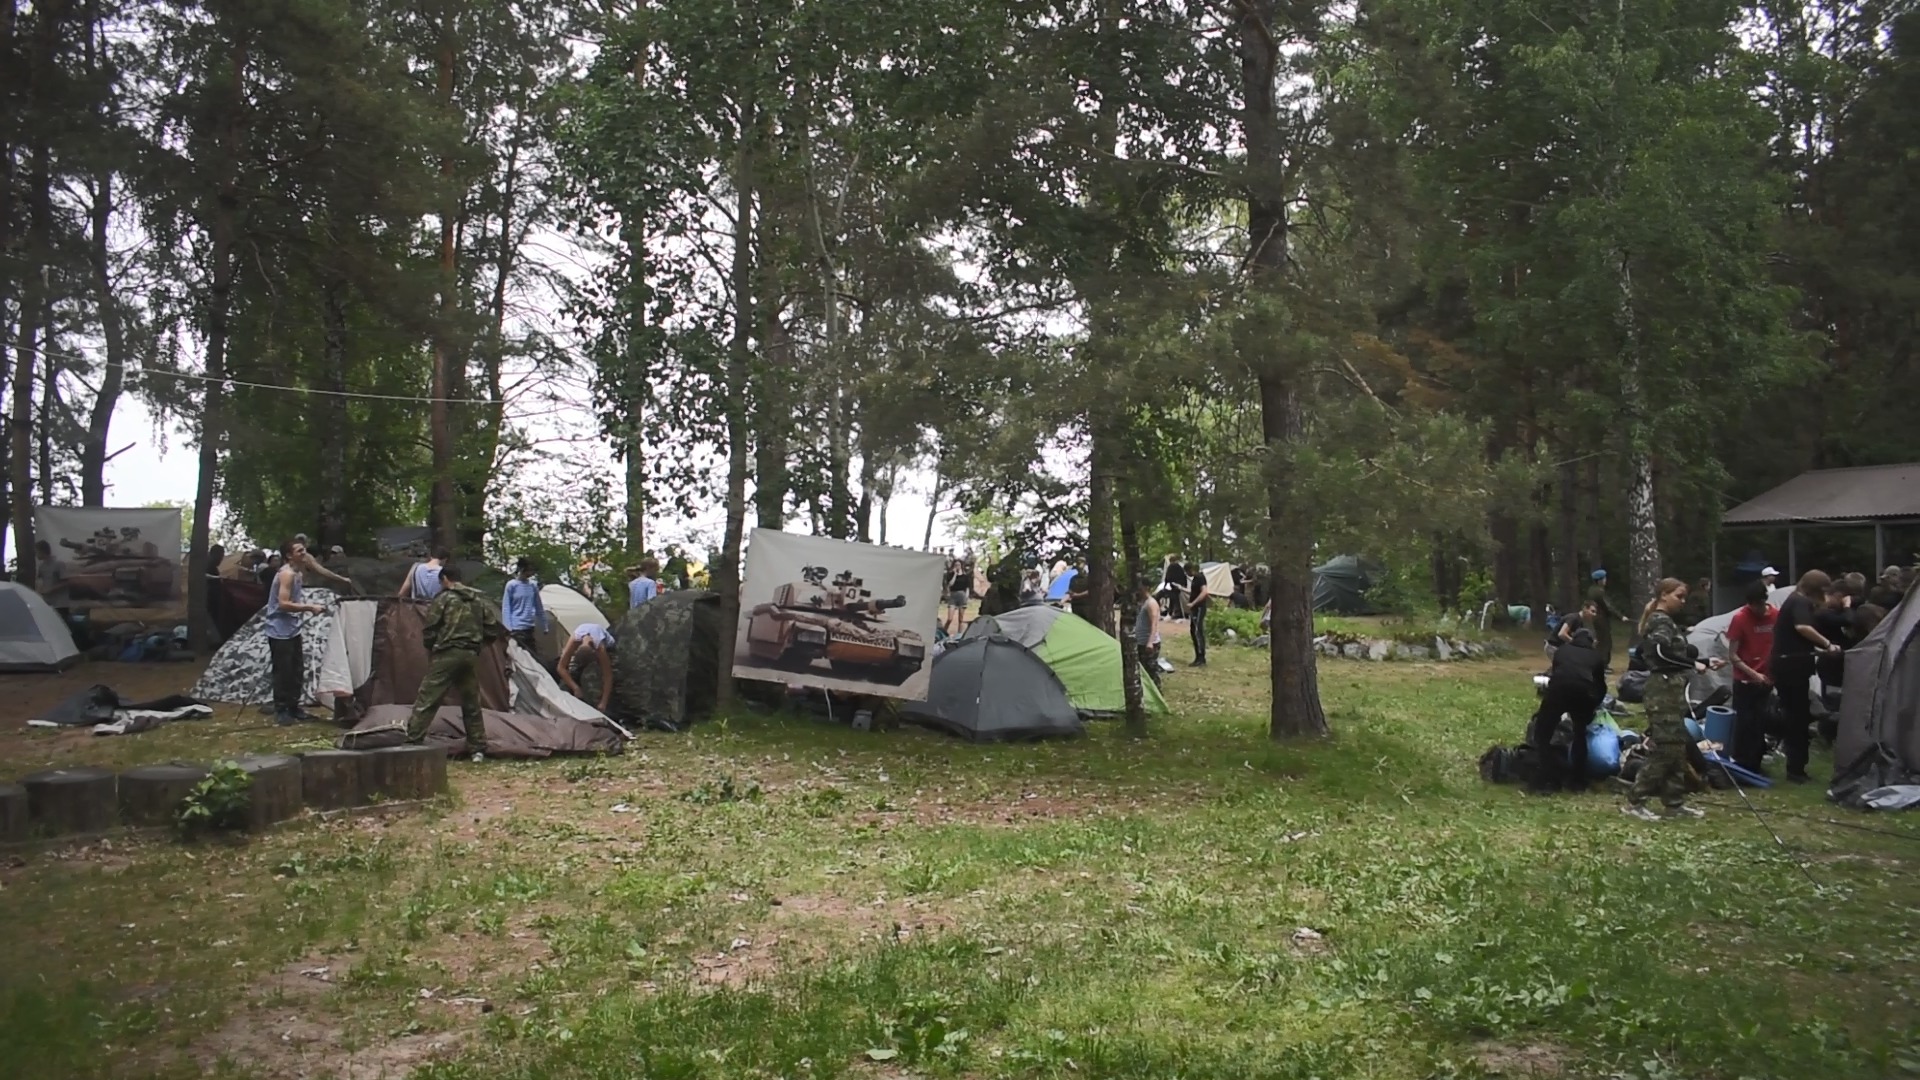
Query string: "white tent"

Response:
xmin=1198 ymin=562 xmax=1236 ymax=602
xmin=0 ymin=582 xmax=80 ymax=672
xmin=536 ymin=583 xmax=605 ymax=661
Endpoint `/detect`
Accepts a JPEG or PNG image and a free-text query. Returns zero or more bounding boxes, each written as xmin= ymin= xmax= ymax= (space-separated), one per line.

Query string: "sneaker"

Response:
xmin=1785 ymin=771 xmax=1812 ymax=785
xmin=274 ymin=711 xmax=302 ymax=727
xmin=470 ymin=751 xmax=486 ymax=764
xmin=1190 ymin=659 xmax=1207 ymax=667
xmin=1620 ymin=804 xmax=1661 ymax=822
xmin=1666 ymin=805 xmax=1706 ymax=819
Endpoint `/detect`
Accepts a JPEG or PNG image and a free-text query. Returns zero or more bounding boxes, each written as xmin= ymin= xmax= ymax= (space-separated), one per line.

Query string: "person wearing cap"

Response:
xmin=1761 ymin=566 xmax=1780 ymax=590
xmin=1586 ymin=569 xmax=1622 ymax=668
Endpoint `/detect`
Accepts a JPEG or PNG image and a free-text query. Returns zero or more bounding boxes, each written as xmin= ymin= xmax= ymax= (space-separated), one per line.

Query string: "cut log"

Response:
xmin=235 ymin=755 xmax=303 ymax=830
xmin=118 ymin=764 xmax=211 ymax=828
xmin=300 ymin=750 xmax=374 ymax=810
xmin=0 ymin=783 xmax=28 ymax=843
xmin=369 ymin=744 xmax=447 ymax=802
xmin=22 ymin=768 xmax=119 ymax=837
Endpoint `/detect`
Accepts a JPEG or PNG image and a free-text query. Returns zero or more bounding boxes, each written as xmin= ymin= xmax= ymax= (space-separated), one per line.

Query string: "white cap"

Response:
xmin=1762 ymin=566 xmax=1779 ymax=577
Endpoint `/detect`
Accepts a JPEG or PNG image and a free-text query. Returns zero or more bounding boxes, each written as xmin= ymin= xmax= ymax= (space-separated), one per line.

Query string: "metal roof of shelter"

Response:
xmin=1721 ymin=463 xmax=1920 ymax=527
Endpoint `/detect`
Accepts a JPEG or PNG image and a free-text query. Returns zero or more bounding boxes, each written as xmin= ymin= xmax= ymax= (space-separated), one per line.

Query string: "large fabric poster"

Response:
xmin=733 ymin=529 xmax=944 ymax=701
xmin=31 ymin=507 xmax=182 ymax=609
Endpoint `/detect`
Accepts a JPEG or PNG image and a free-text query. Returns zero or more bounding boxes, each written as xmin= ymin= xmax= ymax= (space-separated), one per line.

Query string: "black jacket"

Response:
xmin=1548 ymin=642 xmax=1609 ymax=701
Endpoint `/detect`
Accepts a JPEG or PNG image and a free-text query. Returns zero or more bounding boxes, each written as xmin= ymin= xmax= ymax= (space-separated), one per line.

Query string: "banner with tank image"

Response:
xmin=732 ymin=529 xmax=944 ymax=701
xmin=31 ymin=507 xmax=183 ymax=609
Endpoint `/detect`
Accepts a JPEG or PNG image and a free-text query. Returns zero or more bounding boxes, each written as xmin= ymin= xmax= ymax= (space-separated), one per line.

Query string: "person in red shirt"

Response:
xmin=1724 ymin=579 xmax=1778 ymax=772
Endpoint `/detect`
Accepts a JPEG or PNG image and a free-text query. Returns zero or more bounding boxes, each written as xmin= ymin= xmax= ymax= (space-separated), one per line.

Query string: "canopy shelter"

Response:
xmin=1717 ymin=464 xmax=1920 ymax=602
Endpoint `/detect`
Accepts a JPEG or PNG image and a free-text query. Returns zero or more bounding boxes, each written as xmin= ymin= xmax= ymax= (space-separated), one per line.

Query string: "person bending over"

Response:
xmin=558 ymin=622 xmax=616 ymax=714
xmin=1531 ymin=627 xmax=1607 ymax=793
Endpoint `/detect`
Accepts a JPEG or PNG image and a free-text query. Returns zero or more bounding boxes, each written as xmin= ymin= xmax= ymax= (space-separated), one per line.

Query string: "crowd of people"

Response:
xmin=1527 ymin=559 xmax=1912 ymax=819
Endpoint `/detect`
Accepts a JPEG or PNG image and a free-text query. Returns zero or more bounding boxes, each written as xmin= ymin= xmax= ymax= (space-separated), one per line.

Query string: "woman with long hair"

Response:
xmin=1624 ymin=577 xmax=1722 ymax=820
xmin=1768 ymin=570 xmax=1841 ymax=783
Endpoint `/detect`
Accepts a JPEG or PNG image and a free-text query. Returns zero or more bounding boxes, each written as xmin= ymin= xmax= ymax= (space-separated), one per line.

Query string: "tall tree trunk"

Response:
xmin=1118 ymin=492 xmax=1145 ymax=736
xmin=826 ymin=384 xmax=851 ymax=539
xmin=854 ymin=449 xmax=875 ymax=543
xmin=189 ymin=32 xmax=249 ymax=655
xmin=619 ymin=222 xmax=650 ymax=552
xmin=9 ymin=132 xmax=54 ymax=585
xmin=81 ymin=168 xmax=125 ymax=506
xmin=1086 ymin=416 xmax=1117 ymax=637
xmin=427 ymin=12 xmax=459 ymax=553
xmin=921 ymin=454 xmax=943 ymax=550
xmin=0 ymin=0 xmax=17 ymax=562
xmin=1239 ymin=0 xmax=1326 ymax=739
xmin=316 ymin=280 xmax=350 ymax=548
xmin=752 ymin=297 xmax=789 ymax=530
xmin=461 ymin=119 xmax=523 ymax=553
xmin=714 ymin=121 xmax=755 ymax=710
xmin=37 ymin=327 xmax=55 ymax=503
xmin=1616 ymin=254 xmax=1660 ymax=612
xmin=1583 ymin=455 xmax=1603 ymax=577
xmin=1557 ymin=454 xmax=1580 ymax=611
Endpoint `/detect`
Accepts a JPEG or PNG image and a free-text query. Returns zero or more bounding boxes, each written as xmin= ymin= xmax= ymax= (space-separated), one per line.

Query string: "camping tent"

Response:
xmin=902 ymin=636 xmax=1083 ymax=741
xmin=962 ymin=605 xmax=1170 ymax=716
xmin=535 ymin=583 xmax=605 ymax=662
xmin=333 ymin=598 xmax=626 ymax=758
xmin=609 ymin=588 xmax=722 ymax=731
xmin=0 ymin=582 xmax=80 ymax=672
xmin=1830 ymin=594 xmax=1920 ymax=803
xmin=1312 ymin=556 xmax=1377 ymax=615
xmin=193 ymin=588 xmax=343 ymax=705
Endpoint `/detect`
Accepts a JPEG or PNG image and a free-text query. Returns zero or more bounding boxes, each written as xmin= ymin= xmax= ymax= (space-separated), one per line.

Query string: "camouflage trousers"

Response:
xmin=1631 ymin=672 xmax=1692 ymax=809
xmin=408 ymin=648 xmax=485 ymax=752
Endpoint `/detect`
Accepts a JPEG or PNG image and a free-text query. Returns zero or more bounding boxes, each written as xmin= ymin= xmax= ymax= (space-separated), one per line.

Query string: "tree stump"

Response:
xmin=235 ymin=755 xmax=303 ymax=830
xmin=117 ymin=764 xmax=211 ymax=828
xmin=21 ymin=768 xmax=118 ymax=837
xmin=370 ymin=744 xmax=447 ymax=802
xmin=300 ymin=750 xmax=374 ymax=810
xmin=0 ymin=783 xmax=28 ymax=844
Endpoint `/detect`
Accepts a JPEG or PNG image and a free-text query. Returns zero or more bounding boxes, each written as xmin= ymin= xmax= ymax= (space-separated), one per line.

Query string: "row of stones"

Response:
xmin=0 ymin=745 xmax=450 ymax=843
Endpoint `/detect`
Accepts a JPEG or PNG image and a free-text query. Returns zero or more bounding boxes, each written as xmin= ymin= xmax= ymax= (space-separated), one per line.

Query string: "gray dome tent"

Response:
xmin=1830 ymin=593 xmax=1920 ymax=808
xmin=903 ymin=636 xmax=1083 ymax=742
xmin=1312 ymin=555 xmax=1379 ymax=615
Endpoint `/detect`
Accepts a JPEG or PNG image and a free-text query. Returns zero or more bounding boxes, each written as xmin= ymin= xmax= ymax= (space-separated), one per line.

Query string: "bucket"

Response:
xmin=1703 ymin=705 xmax=1735 ymax=747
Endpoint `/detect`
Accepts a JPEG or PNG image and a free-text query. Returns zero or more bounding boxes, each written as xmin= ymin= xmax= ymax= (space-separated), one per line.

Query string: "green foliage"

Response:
xmin=1207 ymin=606 xmax=1266 ymax=643
xmin=174 ymin=761 xmax=251 ymax=839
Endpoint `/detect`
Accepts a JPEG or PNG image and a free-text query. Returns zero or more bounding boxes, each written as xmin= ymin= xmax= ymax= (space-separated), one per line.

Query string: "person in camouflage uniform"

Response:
xmin=1624 ymin=577 xmax=1722 ymax=820
xmin=407 ymin=562 xmax=502 ymax=760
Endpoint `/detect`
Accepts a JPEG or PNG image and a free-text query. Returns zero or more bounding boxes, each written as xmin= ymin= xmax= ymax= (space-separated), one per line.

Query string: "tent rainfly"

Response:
xmin=962 ymin=605 xmax=1170 ymax=717
xmin=1829 ymin=592 xmax=1920 ymax=808
xmin=903 ymin=636 xmax=1083 ymax=741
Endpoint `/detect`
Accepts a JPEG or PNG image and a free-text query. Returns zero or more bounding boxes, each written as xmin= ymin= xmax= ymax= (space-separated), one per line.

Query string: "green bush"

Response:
xmin=175 ymin=762 xmax=252 ymax=839
xmin=1206 ymin=606 xmax=1266 ymax=643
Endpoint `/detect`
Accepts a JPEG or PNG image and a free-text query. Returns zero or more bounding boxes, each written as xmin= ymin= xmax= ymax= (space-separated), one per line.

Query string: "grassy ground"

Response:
xmin=2 ymin=634 xmax=1918 ymax=1080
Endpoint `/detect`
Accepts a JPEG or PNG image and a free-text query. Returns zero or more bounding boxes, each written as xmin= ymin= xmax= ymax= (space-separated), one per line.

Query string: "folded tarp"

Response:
xmin=339 ymin=703 xmax=626 ymax=758
xmin=28 ymin=684 xmax=213 ymax=735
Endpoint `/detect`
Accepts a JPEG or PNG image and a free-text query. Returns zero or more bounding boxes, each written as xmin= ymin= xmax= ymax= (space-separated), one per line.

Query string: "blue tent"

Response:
xmin=1045 ymin=567 xmax=1077 ymax=601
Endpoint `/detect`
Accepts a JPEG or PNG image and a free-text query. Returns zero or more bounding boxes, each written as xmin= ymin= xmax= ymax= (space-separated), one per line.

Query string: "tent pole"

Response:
xmin=1788 ymin=526 xmax=1797 ymax=582
xmin=1875 ymin=523 xmax=1886 ymax=574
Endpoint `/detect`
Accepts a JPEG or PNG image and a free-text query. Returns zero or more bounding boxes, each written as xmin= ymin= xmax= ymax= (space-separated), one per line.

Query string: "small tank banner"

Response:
xmin=732 ymin=529 xmax=944 ymax=701
xmin=32 ymin=506 xmax=184 ymax=609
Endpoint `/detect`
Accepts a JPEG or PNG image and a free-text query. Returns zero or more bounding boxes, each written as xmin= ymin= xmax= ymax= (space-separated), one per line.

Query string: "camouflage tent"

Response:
xmin=608 ymin=589 xmax=722 ymax=731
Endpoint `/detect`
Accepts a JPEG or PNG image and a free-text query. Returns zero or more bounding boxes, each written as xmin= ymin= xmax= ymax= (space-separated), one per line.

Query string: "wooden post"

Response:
xmin=300 ymin=750 xmax=375 ymax=810
xmin=22 ymin=768 xmax=118 ymax=836
xmin=1875 ymin=523 xmax=1886 ymax=575
xmin=1709 ymin=536 xmax=1718 ymax=615
xmin=0 ymin=783 xmax=28 ymax=843
xmin=236 ymin=755 xmax=303 ymax=830
xmin=1788 ymin=526 xmax=1798 ymax=583
xmin=370 ymin=744 xmax=448 ymax=801
xmin=118 ymin=764 xmax=210 ymax=827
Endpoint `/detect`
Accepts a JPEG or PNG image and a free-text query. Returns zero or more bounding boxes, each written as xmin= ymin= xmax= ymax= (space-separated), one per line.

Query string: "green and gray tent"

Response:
xmin=904 ymin=636 xmax=1084 ymax=741
xmin=962 ymin=604 xmax=1170 ymax=717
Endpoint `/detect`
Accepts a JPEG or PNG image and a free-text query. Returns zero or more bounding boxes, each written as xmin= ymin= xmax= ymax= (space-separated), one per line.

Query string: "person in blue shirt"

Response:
xmin=501 ymin=556 xmax=550 ymax=655
xmin=627 ymin=557 xmax=660 ymax=609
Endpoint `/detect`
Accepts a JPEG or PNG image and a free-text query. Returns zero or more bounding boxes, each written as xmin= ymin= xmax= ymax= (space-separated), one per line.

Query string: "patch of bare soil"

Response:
xmin=194 ymin=958 xmax=476 ymax=1079
xmin=198 ymin=1012 xmax=468 ymax=1080
xmin=689 ymin=893 xmax=958 ymax=990
xmin=1472 ymin=1039 xmax=1570 ymax=1077
xmin=859 ymin=790 xmax=1112 ymax=829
